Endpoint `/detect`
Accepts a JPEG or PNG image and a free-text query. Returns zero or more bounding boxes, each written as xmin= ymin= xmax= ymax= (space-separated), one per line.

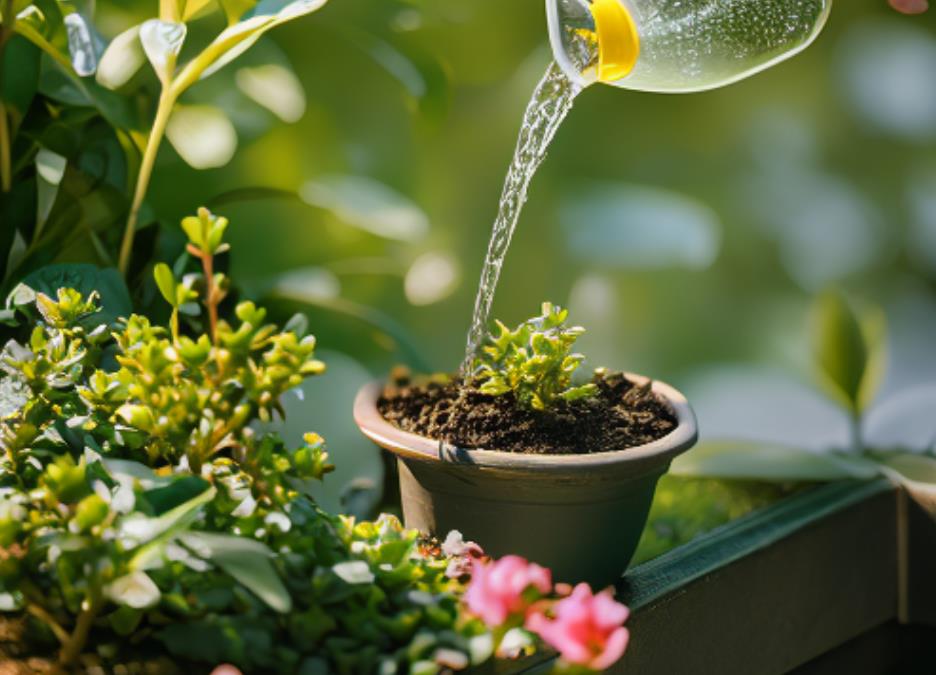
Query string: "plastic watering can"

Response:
xmin=548 ymin=0 xmax=833 ymax=93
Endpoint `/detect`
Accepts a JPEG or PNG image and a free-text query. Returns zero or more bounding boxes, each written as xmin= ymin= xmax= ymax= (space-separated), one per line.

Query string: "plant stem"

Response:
xmin=0 ymin=0 xmax=14 ymax=194
xmin=170 ymin=307 xmax=179 ymax=344
xmin=57 ymin=594 xmax=100 ymax=667
xmin=118 ymin=86 xmax=177 ymax=276
xmin=26 ymin=603 xmax=70 ymax=645
xmin=849 ymin=412 xmax=863 ymax=454
xmin=0 ymin=102 xmax=10 ymax=193
xmin=201 ymin=249 xmax=218 ymax=343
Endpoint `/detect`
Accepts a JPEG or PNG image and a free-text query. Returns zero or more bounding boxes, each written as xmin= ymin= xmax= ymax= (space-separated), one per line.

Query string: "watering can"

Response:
xmin=548 ymin=0 xmax=833 ymax=93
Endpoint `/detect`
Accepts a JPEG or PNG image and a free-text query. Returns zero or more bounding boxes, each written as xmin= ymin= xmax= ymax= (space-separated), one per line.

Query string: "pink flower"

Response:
xmin=210 ymin=667 xmax=242 ymax=675
xmin=443 ymin=530 xmax=485 ymax=578
xmin=441 ymin=530 xmax=483 ymax=558
xmin=526 ymin=583 xmax=630 ymax=671
xmin=464 ymin=555 xmax=552 ymax=626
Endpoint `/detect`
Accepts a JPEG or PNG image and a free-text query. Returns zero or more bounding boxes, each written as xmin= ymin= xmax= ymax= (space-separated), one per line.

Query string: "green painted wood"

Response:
xmin=509 ymin=478 xmax=898 ymax=675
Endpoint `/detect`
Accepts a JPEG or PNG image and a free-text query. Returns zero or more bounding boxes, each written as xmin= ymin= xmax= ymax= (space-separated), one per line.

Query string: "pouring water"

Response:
xmin=462 ymin=0 xmax=832 ymax=372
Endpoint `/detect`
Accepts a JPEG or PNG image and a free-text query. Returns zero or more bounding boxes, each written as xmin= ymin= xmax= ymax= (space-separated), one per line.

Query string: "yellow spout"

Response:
xmin=591 ymin=0 xmax=640 ymax=82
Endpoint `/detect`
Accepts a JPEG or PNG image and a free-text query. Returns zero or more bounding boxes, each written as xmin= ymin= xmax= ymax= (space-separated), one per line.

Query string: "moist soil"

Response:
xmin=378 ymin=370 xmax=678 ymax=455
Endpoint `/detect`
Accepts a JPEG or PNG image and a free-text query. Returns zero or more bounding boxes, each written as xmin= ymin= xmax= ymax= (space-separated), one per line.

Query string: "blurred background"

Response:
xmin=95 ymin=0 xmax=936 ymax=514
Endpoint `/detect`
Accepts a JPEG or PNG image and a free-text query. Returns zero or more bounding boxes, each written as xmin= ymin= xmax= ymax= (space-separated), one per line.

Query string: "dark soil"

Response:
xmin=378 ymin=371 xmax=678 ymax=455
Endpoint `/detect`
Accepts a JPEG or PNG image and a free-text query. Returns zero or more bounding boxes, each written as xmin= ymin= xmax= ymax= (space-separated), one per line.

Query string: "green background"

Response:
xmin=89 ymin=0 xmax=936 ymax=516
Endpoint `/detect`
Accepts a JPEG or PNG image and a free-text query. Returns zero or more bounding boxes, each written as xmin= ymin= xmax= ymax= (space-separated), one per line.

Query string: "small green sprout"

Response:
xmin=473 ymin=302 xmax=598 ymax=411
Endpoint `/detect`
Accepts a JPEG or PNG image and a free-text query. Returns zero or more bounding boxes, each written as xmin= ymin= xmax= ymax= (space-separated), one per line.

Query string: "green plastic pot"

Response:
xmin=353 ymin=374 xmax=697 ymax=588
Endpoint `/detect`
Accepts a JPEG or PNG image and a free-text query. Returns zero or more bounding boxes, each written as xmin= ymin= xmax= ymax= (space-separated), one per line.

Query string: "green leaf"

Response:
xmin=35 ymin=147 xmax=67 ymax=185
xmin=188 ymin=0 xmax=328 ymax=82
xmin=154 ymin=263 xmax=178 ymax=307
xmin=180 ymin=532 xmax=292 ymax=613
xmin=670 ymin=441 xmax=880 ymax=482
xmin=810 ymin=290 xmax=886 ymax=414
xmin=157 ymin=616 xmax=273 ymax=665
xmin=299 ymin=175 xmax=429 ymax=241
xmin=332 ymin=560 xmax=375 ymax=585
xmin=140 ymin=19 xmax=186 ymax=84
xmin=33 ymin=147 xmax=66 ymax=229
xmin=166 ymin=104 xmax=237 ymax=169
xmin=96 ymin=24 xmax=145 ymax=90
xmin=207 ymin=216 xmax=229 ymax=251
xmin=13 ymin=264 xmax=132 ymax=326
xmin=142 ymin=476 xmax=212 ymax=515
xmin=0 ymin=376 xmax=29 ymax=418
xmin=234 ymin=63 xmax=306 ymax=122
xmin=1 ymin=36 xmax=40 ymax=116
xmin=74 ymin=493 xmax=109 ymax=531
xmin=105 ymin=571 xmax=161 ymax=609
xmin=63 ymin=12 xmax=98 ymax=77
xmin=107 ymin=605 xmax=144 ymax=636
xmin=15 ymin=0 xmax=70 ymax=71
xmin=103 ymin=459 xmax=165 ymax=486
xmin=122 ymin=485 xmax=216 ymax=555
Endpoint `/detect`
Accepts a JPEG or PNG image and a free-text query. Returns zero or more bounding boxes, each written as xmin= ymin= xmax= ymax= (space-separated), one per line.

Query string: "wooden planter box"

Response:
xmin=509 ymin=478 xmax=936 ymax=674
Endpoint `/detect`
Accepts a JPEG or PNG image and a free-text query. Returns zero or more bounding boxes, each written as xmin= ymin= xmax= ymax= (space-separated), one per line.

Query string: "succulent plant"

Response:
xmin=473 ymin=303 xmax=598 ymax=411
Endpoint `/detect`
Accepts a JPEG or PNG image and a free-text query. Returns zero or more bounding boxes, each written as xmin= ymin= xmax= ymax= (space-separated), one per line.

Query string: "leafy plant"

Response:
xmin=97 ymin=0 xmax=332 ymax=275
xmin=671 ymin=289 xmax=936 ymax=504
xmin=0 ymin=209 xmax=327 ymax=666
xmin=0 ymin=0 xmax=330 ymax=286
xmin=810 ymin=289 xmax=886 ymax=447
xmin=473 ymin=302 xmax=598 ymax=411
xmin=0 ymin=208 xmax=544 ymax=672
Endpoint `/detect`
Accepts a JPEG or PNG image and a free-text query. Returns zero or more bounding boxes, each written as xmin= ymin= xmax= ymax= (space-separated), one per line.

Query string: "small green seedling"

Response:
xmin=473 ymin=302 xmax=598 ymax=411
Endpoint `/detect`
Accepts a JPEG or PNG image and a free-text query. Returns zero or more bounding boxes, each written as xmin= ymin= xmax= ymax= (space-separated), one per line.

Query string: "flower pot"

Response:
xmin=353 ymin=374 xmax=698 ymax=588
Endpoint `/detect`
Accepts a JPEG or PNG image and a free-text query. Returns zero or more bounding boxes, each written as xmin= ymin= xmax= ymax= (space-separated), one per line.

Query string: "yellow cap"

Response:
xmin=591 ymin=0 xmax=640 ymax=82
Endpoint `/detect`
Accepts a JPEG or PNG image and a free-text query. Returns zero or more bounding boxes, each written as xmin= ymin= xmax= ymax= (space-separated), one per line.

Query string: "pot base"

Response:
xmin=398 ymin=458 xmax=663 ymax=588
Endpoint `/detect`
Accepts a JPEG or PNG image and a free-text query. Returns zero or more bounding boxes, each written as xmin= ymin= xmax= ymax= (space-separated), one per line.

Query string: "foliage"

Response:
xmin=675 ymin=290 xmax=936 ymax=508
xmin=473 ymin=303 xmax=598 ymax=411
xmin=0 ymin=0 xmax=330 ymax=288
xmin=0 ymin=209 xmax=499 ymax=672
xmin=101 ymin=0 xmax=333 ymax=274
xmin=810 ymin=289 xmax=886 ymax=417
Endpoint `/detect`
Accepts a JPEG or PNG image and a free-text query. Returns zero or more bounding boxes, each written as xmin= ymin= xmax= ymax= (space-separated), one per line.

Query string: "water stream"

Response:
xmin=461 ymin=61 xmax=584 ymax=372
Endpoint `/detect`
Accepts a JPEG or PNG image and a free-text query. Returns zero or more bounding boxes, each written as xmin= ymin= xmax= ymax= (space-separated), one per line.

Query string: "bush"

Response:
xmin=0 ymin=209 xmax=491 ymax=672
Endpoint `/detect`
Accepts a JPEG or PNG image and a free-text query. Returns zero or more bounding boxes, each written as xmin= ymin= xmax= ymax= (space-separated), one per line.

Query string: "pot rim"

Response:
xmin=353 ymin=373 xmax=698 ymax=472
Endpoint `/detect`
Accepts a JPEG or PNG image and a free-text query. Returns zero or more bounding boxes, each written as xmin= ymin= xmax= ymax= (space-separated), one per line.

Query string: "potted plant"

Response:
xmin=354 ymin=303 xmax=698 ymax=587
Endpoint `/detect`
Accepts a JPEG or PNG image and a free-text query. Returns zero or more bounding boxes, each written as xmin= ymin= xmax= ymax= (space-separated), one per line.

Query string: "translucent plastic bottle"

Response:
xmin=548 ymin=0 xmax=833 ymax=93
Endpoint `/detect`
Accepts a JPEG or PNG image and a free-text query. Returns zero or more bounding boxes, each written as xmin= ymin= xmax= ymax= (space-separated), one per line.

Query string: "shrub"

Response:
xmin=0 ymin=209 xmax=492 ymax=672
